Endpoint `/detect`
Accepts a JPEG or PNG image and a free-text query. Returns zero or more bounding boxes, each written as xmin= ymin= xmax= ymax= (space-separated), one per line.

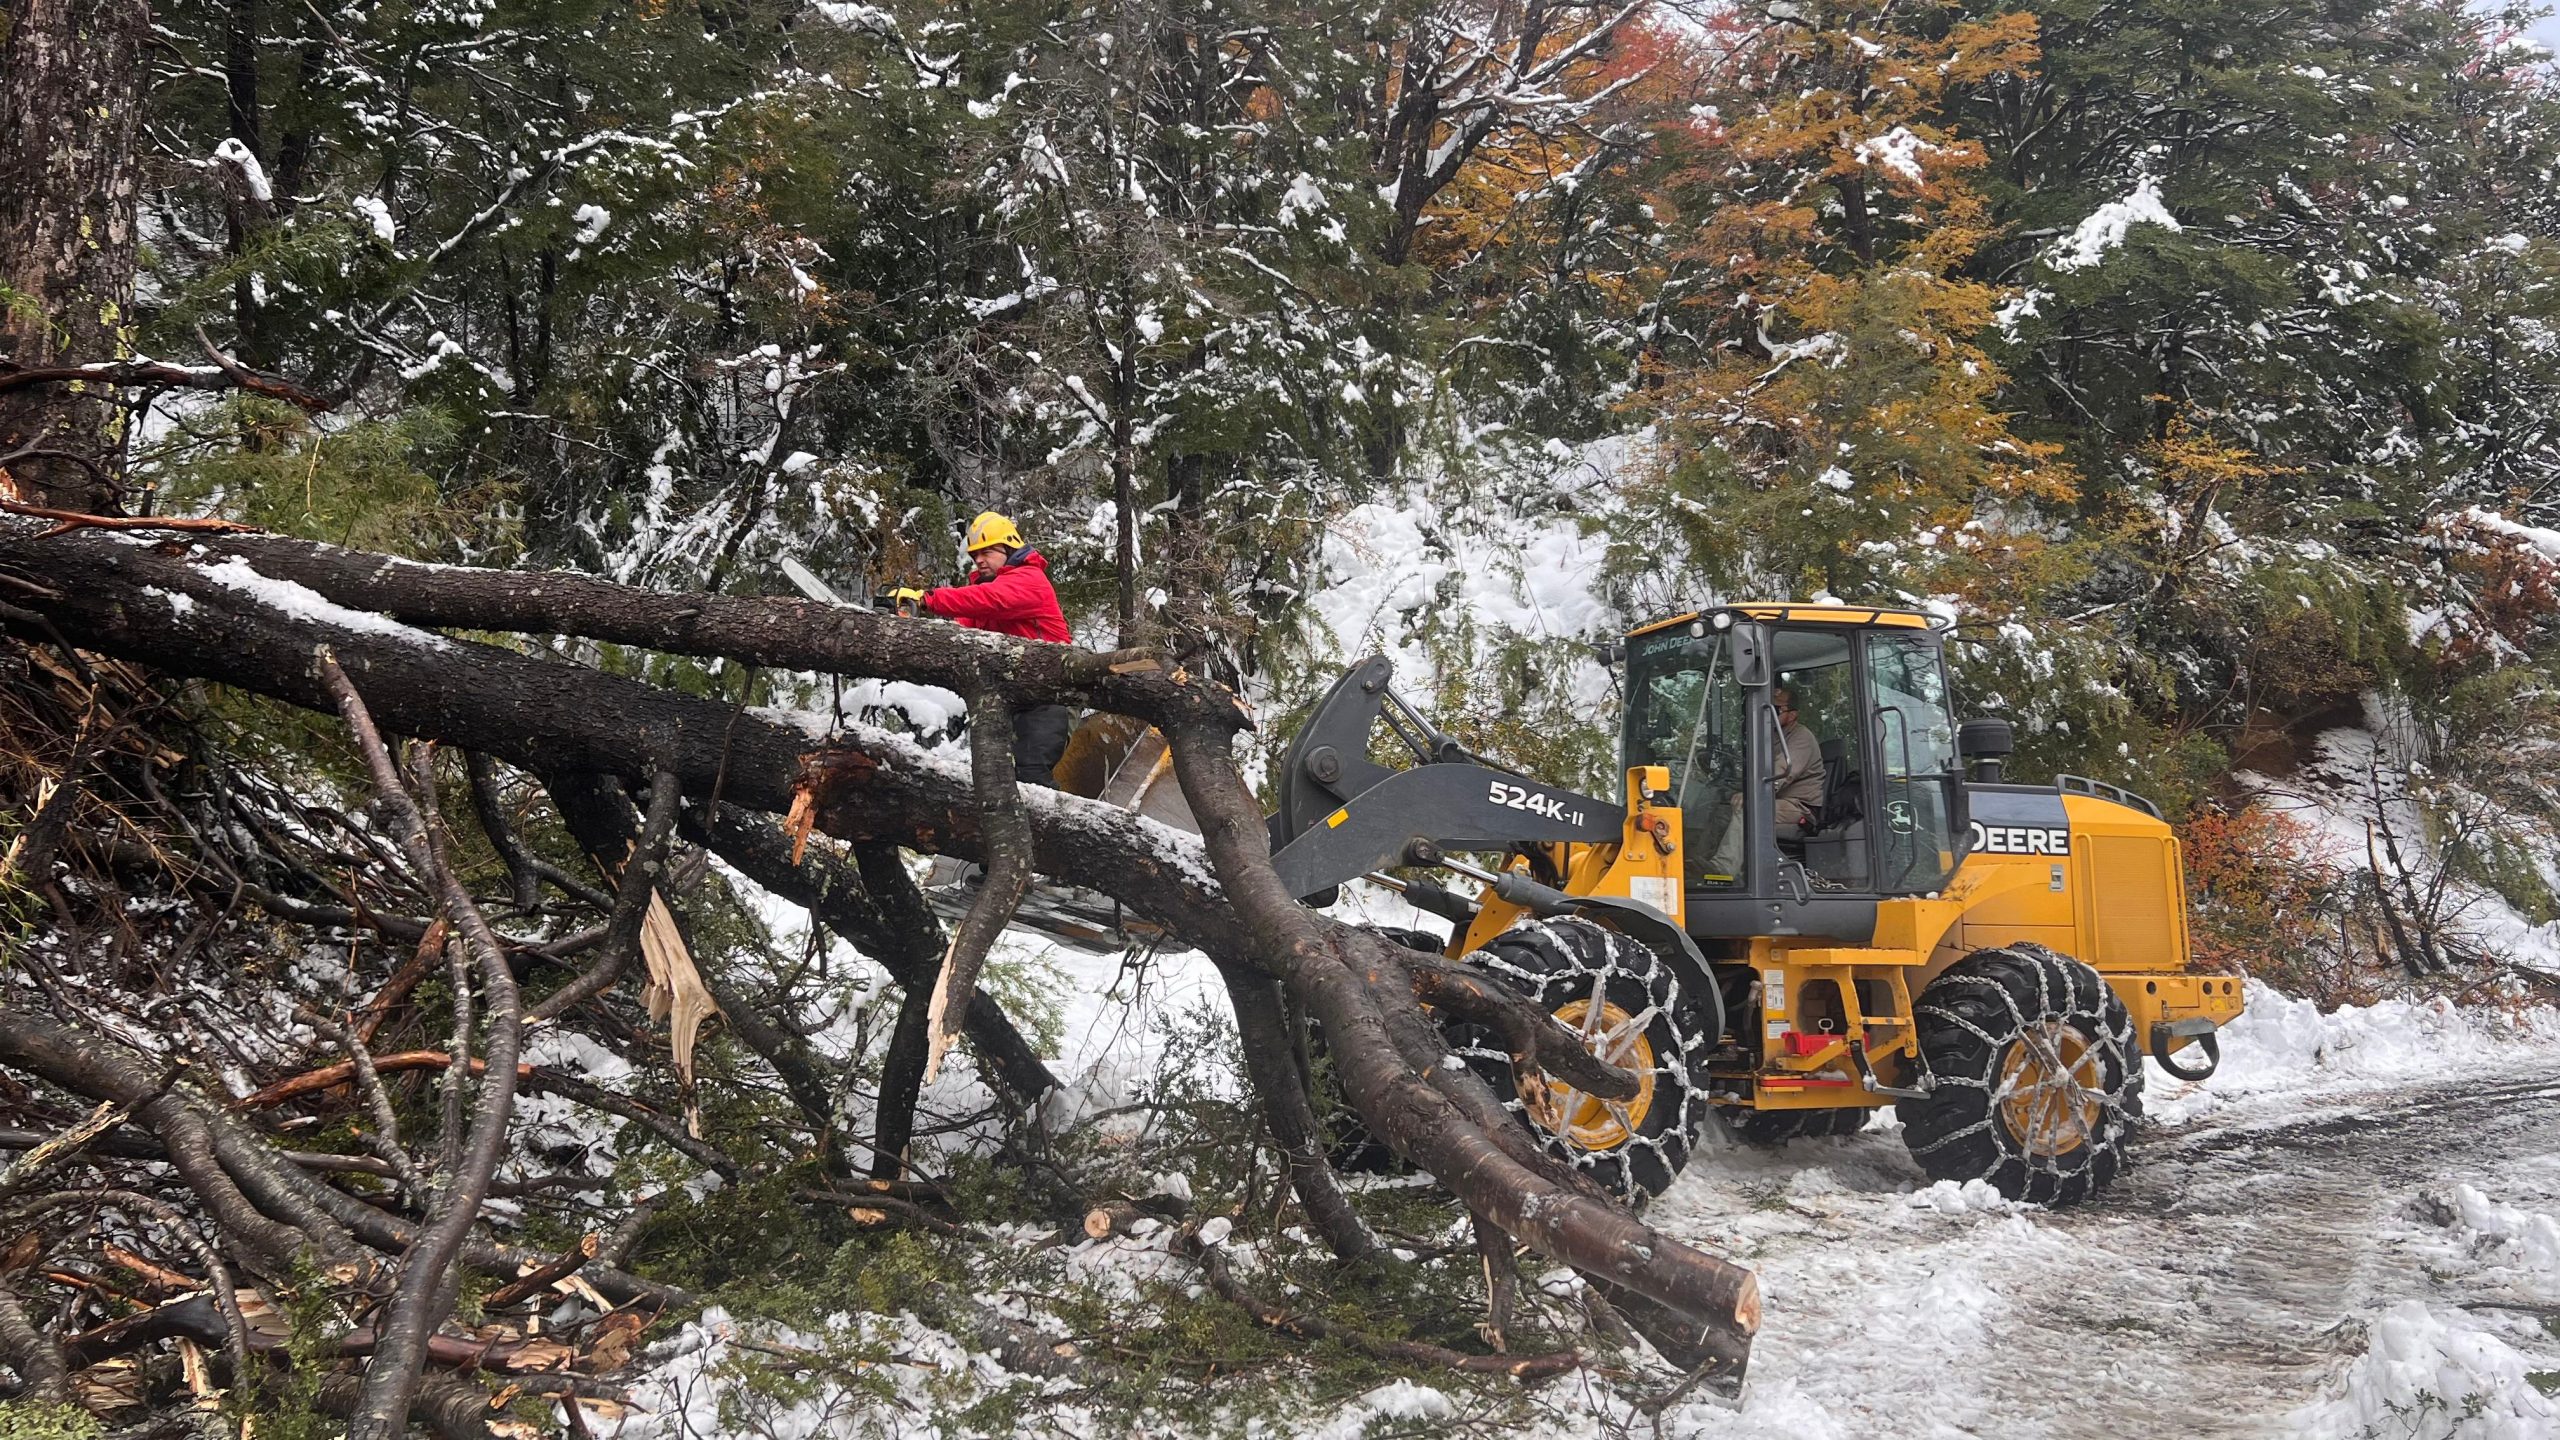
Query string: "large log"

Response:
xmin=90 ymin=520 xmax=1251 ymax=729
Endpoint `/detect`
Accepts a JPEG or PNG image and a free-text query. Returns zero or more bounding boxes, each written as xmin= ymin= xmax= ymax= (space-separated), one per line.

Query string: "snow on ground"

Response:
xmin=612 ymin=916 xmax=2560 ymax=1438
xmin=1612 ymin=989 xmax=2560 ymax=1440
xmin=2237 ymin=699 xmax=2560 ymax=984
xmin=2146 ymin=980 xmax=2560 ymax=1125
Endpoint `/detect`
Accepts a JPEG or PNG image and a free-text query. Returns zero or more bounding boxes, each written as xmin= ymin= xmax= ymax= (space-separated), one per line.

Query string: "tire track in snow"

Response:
xmin=2000 ymin=1062 xmax=2560 ymax=1437
xmin=1639 ymin=1058 xmax=2560 ymax=1438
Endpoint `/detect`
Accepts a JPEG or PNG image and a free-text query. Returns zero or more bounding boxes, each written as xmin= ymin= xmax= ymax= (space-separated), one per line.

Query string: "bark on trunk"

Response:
xmin=923 ymin=686 xmax=1035 ymax=1082
xmin=0 ymin=0 xmax=151 ymax=514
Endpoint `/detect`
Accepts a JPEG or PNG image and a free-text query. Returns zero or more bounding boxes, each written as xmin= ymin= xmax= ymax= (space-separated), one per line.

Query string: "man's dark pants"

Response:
xmin=1014 ymin=704 xmax=1072 ymax=787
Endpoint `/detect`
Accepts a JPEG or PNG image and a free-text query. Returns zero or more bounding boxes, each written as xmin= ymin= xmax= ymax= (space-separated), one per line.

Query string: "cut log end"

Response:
xmin=1082 ymin=1190 xmax=1190 ymax=1241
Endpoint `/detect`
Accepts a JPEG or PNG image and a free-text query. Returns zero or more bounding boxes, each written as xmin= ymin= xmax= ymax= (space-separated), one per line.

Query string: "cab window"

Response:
xmin=1866 ymin=632 xmax=1963 ymax=892
xmin=1622 ymin=629 xmax=1743 ymax=887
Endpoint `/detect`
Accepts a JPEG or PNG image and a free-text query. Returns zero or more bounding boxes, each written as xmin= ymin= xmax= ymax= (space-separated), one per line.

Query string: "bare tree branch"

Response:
xmin=316 ymin=650 xmax=525 ymax=1440
xmin=528 ymin=769 xmax=680 ymax=1022
xmin=0 ymin=1282 xmax=71 ymax=1408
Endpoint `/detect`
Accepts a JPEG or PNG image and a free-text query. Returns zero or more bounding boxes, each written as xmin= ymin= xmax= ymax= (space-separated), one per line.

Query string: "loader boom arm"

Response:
xmin=1267 ymin=656 xmax=1621 ymax=900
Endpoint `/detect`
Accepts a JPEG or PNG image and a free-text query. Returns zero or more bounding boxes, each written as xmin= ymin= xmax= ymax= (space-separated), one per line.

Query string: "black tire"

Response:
xmin=1717 ymin=1105 xmax=1871 ymax=1146
xmin=1454 ymin=918 xmax=1717 ymax=1206
xmin=1308 ymin=927 xmax=1449 ymax=1175
xmin=1901 ymin=943 xmax=2142 ymax=1206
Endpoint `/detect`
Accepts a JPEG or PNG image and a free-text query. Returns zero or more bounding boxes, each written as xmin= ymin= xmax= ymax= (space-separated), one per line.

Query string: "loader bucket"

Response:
xmin=918 ymin=711 xmax=1194 ymax=954
xmin=1052 ymin=712 xmax=1199 ymax=834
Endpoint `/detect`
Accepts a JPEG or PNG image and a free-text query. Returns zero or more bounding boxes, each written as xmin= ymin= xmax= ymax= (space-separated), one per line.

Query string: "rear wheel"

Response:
xmin=1456 ymin=918 xmax=1716 ymax=1206
xmin=1901 ymin=944 xmax=2141 ymax=1206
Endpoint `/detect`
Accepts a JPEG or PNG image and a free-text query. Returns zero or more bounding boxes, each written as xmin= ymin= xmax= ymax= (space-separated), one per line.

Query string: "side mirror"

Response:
xmin=1730 ymin=622 xmax=1771 ymax=687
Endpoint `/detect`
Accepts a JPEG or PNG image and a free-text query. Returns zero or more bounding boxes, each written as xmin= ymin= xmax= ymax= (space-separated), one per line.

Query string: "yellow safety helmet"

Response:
xmin=963 ymin=510 xmax=1024 ymax=554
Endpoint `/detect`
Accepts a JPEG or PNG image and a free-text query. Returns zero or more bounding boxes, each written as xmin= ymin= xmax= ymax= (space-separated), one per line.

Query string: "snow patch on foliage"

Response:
xmin=351 ymin=194 xmax=396 ymax=242
xmin=2460 ymin=505 xmax=2560 ymax=560
xmin=809 ymin=1 xmax=895 ymax=29
xmin=212 ymin=138 xmax=272 ymax=201
xmin=1993 ymin=287 xmax=2045 ymax=340
xmin=1851 ymin=127 xmax=1938 ymax=184
xmin=2048 ymin=177 xmax=2179 ymax=270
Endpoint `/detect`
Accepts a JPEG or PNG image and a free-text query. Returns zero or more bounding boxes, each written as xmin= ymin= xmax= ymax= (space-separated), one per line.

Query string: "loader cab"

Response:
xmin=1621 ymin=605 xmax=1969 ymax=941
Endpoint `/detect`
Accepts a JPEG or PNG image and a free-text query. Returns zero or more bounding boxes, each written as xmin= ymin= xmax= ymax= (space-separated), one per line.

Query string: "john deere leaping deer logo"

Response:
xmin=1885 ymin=798 xmax=1915 ymax=833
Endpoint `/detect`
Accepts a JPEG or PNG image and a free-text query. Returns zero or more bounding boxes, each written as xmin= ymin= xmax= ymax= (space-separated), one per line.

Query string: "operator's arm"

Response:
xmin=922 ymin=567 xmax=1048 ymax=625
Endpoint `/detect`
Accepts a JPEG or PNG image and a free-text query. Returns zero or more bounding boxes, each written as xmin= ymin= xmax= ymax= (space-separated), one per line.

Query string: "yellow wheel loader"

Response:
xmin=1266 ymin=604 xmax=2244 ymax=1207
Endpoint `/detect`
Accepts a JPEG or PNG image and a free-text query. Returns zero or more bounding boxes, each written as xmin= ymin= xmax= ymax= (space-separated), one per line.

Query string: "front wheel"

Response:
xmin=1900 ymin=943 xmax=2142 ymax=1206
xmin=1456 ymin=918 xmax=1717 ymax=1207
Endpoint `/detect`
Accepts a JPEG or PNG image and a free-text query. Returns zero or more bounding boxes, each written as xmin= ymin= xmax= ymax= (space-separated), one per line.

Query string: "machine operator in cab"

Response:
xmin=1707 ymin=682 xmax=1825 ymax=875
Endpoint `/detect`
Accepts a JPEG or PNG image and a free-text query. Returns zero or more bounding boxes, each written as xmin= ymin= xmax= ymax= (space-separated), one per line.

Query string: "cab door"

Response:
xmin=1861 ymin=631 xmax=1968 ymax=895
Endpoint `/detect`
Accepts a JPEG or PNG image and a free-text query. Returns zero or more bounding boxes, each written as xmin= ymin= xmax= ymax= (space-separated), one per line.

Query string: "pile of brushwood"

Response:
xmin=0 ymin=511 xmax=1756 ymax=1436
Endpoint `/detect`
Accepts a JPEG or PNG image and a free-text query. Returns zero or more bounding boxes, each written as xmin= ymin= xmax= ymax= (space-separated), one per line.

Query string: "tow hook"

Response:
xmin=1850 ymin=1040 xmax=1932 ymax=1100
xmin=2150 ymin=1017 xmax=2222 ymax=1082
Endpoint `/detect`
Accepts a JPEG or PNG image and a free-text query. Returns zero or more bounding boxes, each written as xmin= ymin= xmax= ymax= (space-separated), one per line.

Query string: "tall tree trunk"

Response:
xmin=0 ymin=0 xmax=151 ymax=514
xmin=222 ymin=0 xmax=265 ymax=363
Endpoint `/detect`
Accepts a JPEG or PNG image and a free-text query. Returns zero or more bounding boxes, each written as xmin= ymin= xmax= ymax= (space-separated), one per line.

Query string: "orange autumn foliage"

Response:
xmin=1634 ymin=9 xmax=2075 ymax=596
xmin=2180 ymin=805 xmax=2364 ymax=1002
xmin=1412 ymin=19 xmax=1707 ymax=302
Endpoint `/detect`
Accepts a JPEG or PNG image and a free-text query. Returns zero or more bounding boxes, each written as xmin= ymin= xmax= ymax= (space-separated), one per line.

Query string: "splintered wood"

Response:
xmin=636 ymin=891 xmax=716 ymax=1101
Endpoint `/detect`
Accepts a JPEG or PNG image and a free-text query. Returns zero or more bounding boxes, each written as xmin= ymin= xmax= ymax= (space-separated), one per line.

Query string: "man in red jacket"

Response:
xmin=919 ymin=512 xmax=1074 ymax=785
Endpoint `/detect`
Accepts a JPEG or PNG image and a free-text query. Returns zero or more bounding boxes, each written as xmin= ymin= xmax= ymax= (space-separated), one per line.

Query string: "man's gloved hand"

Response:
xmin=873 ymin=587 xmax=929 ymax=616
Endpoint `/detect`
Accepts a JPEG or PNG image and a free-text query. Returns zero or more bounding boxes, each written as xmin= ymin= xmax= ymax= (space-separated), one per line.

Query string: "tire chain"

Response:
xmin=1451 ymin=918 xmax=1717 ymax=1207
xmin=1902 ymin=942 xmax=2144 ymax=1205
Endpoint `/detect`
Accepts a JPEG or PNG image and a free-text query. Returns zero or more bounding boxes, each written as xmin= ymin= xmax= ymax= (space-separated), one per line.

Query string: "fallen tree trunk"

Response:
xmin=99 ymin=519 xmax=1245 ymax=729
xmin=0 ymin=516 xmax=1759 ymax=1383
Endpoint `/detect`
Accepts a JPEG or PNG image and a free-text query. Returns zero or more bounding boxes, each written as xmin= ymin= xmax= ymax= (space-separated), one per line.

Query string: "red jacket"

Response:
xmin=923 ymin=548 xmax=1072 ymax=643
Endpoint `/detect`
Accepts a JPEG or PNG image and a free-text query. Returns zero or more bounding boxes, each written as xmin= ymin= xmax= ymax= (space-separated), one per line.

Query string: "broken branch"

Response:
xmin=920 ymin=687 xmax=1035 ymax=1084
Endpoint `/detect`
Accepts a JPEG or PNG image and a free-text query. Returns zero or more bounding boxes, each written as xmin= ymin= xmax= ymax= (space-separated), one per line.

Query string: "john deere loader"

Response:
xmin=1264 ymin=604 xmax=2244 ymax=1207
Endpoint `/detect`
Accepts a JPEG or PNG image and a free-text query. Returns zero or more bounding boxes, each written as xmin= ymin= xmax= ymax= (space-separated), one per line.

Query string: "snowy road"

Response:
xmin=1632 ymin=1042 xmax=2560 ymax=1439
xmin=629 ymin=931 xmax=2560 ymax=1439
xmin=2026 ymin=1069 xmax=2560 ymax=1434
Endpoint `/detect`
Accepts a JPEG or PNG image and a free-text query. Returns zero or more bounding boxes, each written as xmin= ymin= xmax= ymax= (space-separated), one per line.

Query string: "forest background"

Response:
xmin=7 ymin=0 xmax=2560 ymax=1431
xmin=16 ymin=0 xmax=2557 ymax=999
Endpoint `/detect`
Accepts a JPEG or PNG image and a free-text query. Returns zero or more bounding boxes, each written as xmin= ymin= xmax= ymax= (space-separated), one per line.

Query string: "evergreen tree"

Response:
xmin=1635 ymin=4 xmax=2072 ymax=603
